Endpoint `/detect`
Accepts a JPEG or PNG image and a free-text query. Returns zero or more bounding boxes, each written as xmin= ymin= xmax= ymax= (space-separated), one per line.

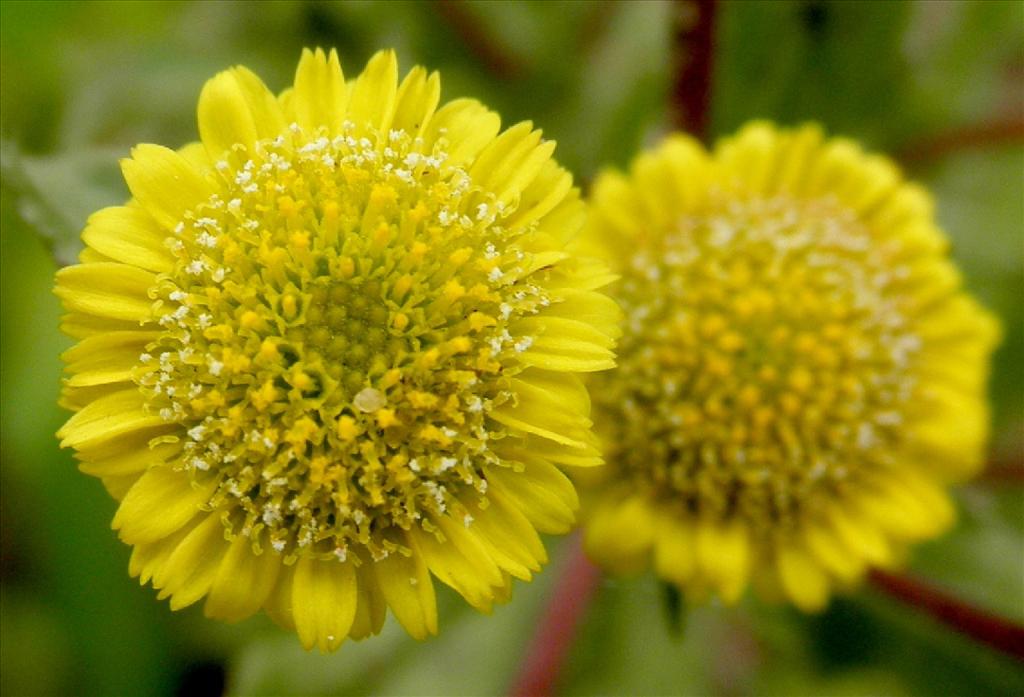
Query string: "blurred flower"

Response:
xmin=55 ymin=48 xmax=618 ymax=651
xmin=577 ymin=122 xmax=999 ymax=611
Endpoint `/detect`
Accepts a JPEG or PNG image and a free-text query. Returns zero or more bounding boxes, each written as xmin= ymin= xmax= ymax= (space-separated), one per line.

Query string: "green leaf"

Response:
xmin=660 ymin=581 xmax=688 ymax=637
xmin=0 ymin=142 xmax=125 ymax=266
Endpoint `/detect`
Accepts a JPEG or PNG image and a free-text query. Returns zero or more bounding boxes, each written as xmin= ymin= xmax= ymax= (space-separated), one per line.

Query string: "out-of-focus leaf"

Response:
xmin=560 ymin=578 xmax=726 ymax=696
xmin=711 ymin=1 xmax=913 ymax=146
xmin=0 ymin=591 xmax=74 ymax=696
xmin=660 ymin=581 xmax=688 ymax=637
xmin=910 ymin=486 xmax=1024 ymax=621
xmin=0 ymin=142 xmax=124 ymax=265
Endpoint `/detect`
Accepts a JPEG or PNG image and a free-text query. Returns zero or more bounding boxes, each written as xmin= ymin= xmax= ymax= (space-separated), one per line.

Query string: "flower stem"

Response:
xmin=897 ymin=118 xmax=1024 ymax=169
xmin=869 ymin=568 xmax=1024 ymax=660
xmin=509 ymin=534 xmax=602 ymax=697
xmin=670 ymin=0 xmax=718 ymax=142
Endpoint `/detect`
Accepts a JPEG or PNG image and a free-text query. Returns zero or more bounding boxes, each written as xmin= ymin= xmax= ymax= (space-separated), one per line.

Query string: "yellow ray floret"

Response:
xmin=55 ymin=47 xmax=620 ymax=651
xmin=578 ymin=122 xmax=999 ymax=612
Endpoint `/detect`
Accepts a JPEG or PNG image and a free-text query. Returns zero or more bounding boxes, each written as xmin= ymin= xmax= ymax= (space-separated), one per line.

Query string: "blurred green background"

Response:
xmin=1 ymin=1 xmax=1022 ymax=695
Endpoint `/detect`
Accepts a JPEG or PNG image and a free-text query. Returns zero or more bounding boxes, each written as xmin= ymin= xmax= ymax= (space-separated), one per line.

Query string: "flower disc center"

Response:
xmin=594 ymin=195 xmax=921 ymax=525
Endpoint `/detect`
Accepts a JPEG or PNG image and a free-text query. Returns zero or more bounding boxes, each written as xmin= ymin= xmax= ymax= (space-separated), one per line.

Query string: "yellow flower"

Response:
xmin=55 ymin=48 xmax=619 ymax=651
xmin=578 ymin=122 xmax=999 ymax=611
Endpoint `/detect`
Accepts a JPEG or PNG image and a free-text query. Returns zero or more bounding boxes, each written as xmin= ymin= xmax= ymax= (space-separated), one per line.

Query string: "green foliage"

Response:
xmin=1 ymin=1 xmax=1021 ymax=695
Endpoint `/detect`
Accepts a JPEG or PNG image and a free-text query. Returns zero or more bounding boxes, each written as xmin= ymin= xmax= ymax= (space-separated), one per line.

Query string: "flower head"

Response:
xmin=578 ymin=122 xmax=999 ymax=611
xmin=56 ymin=48 xmax=618 ymax=650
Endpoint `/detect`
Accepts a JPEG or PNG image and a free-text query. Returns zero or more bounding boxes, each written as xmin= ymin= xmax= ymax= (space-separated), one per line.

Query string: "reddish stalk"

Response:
xmin=869 ymin=568 xmax=1024 ymax=660
xmin=509 ymin=535 xmax=603 ymax=697
xmin=670 ymin=0 xmax=718 ymax=142
xmin=897 ymin=119 xmax=1024 ymax=168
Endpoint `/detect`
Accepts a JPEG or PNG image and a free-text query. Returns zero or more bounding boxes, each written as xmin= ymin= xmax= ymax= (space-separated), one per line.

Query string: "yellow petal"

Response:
xmin=81 ymin=205 xmax=174 ymax=273
xmin=129 ymin=519 xmax=197 ymax=585
xmin=263 ymin=564 xmax=296 ymax=631
xmin=583 ymin=494 xmax=655 ymax=575
xmin=470 ymin=122 xmax=556 ymax=206
xmin=57 ymin=388 xmax=164 ymax=450
xmin=653 ymin=511 xmax=696 ymax=585
xmin=776 ymin=543 xmax=830 ymax=612
xmin=695 ymin=518 xmax=751 ymax=604
xmin=205 ymin=535 xmax=281 ymax=622
xmin=466 ymin=486 xmax=546 ymax=580
xmin=112 ymin=466 xmax=213 ymax=545
xmin=827 ymin=504 xmax=891 ymax=567
xmin=60 ymin=312 xmax=139 ymax=339
xmin=292 ymin=556 xmax=357 ymax=652
xmin=348 ymin=559 xmax=387 ymax=640
xmin=63 ymin=330 xmax=156 ymax=387
xmin=504 ymin=159 xmax=573 ymax=229
xmin=100 ymin=472 xmax=143 ymax=500
xmin=541 ymin=288 xmax=623 ymax=340
xmin=120 ymin=144 xmax=216 ymax=230
xmin=198 ymin=66 xmax=287 ymax=159
xmin=373 ymin=534 xmax=438 ymax=640
xmin=392 ymin=66 xmax=441 ymax=139
xmin=487 ymin=457 xmax=578 ymax=534
xmin=803 ymin=521 xmax=863 ymax=584
xmin=54 ymin=262 xmax=156 ymax=322
xmin=411 ymin=524 xmax=500 ymax=611
xmin=716 ymin=121 xmax=779 ymax=196
xmin=423 ymin=98 xmax=501 ymax=168
xmin=78 ymin=439 xmax=181 ymax=478
xmin=291 ymin=47 xmax=347 ymax=133
xmin=346 ymin=49 xmax=398 ymax=134
xmin=154 ymin=513 xmax=229 ymax=610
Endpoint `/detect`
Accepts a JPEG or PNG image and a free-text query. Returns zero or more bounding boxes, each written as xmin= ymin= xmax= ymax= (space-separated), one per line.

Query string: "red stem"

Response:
xmin=897 ymin=119 xmax=1024 ymax=168
xmin=670 ymin=0 xmax=718 ymax=142
xmin=869 ymin=568 xmax=1024 ymax=660
xmin=509 ymin=535 xmax=603 ymax=697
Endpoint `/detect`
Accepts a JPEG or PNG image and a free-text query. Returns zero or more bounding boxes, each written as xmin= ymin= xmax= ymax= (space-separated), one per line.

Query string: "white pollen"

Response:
xmin=188 ymin=424 xmax=206 ymax=441
xmin=439 ymin=457 xmax=457 ymax=472
xmin=476 ymin=203 xmax=489 ymax=220
xmin=186 ymin=260 xmax=206 ymax=275
xmin=227 ymin=198 xmax=242 ymax=211
xmin=208 ymin=358 xmax=224 ymax=376
xmin=463 ymin=514 xmax=474 ymax=527
xmin=271 ymin=539 xmax=286 ymax=552
xmin=174 ymin=222 xmax=185 ymax=234
xmin=353 ymin=387 xmax=387 ymax=413
xmin=139 ymin=353 xmax=152 ymax=363
xmin=404 ymin=152 xmax=421 ymax=168
xmin=488 ymin=267 xmax=504 ymax=282
xmin=514 ymin=337 xmax=534 ymax=352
